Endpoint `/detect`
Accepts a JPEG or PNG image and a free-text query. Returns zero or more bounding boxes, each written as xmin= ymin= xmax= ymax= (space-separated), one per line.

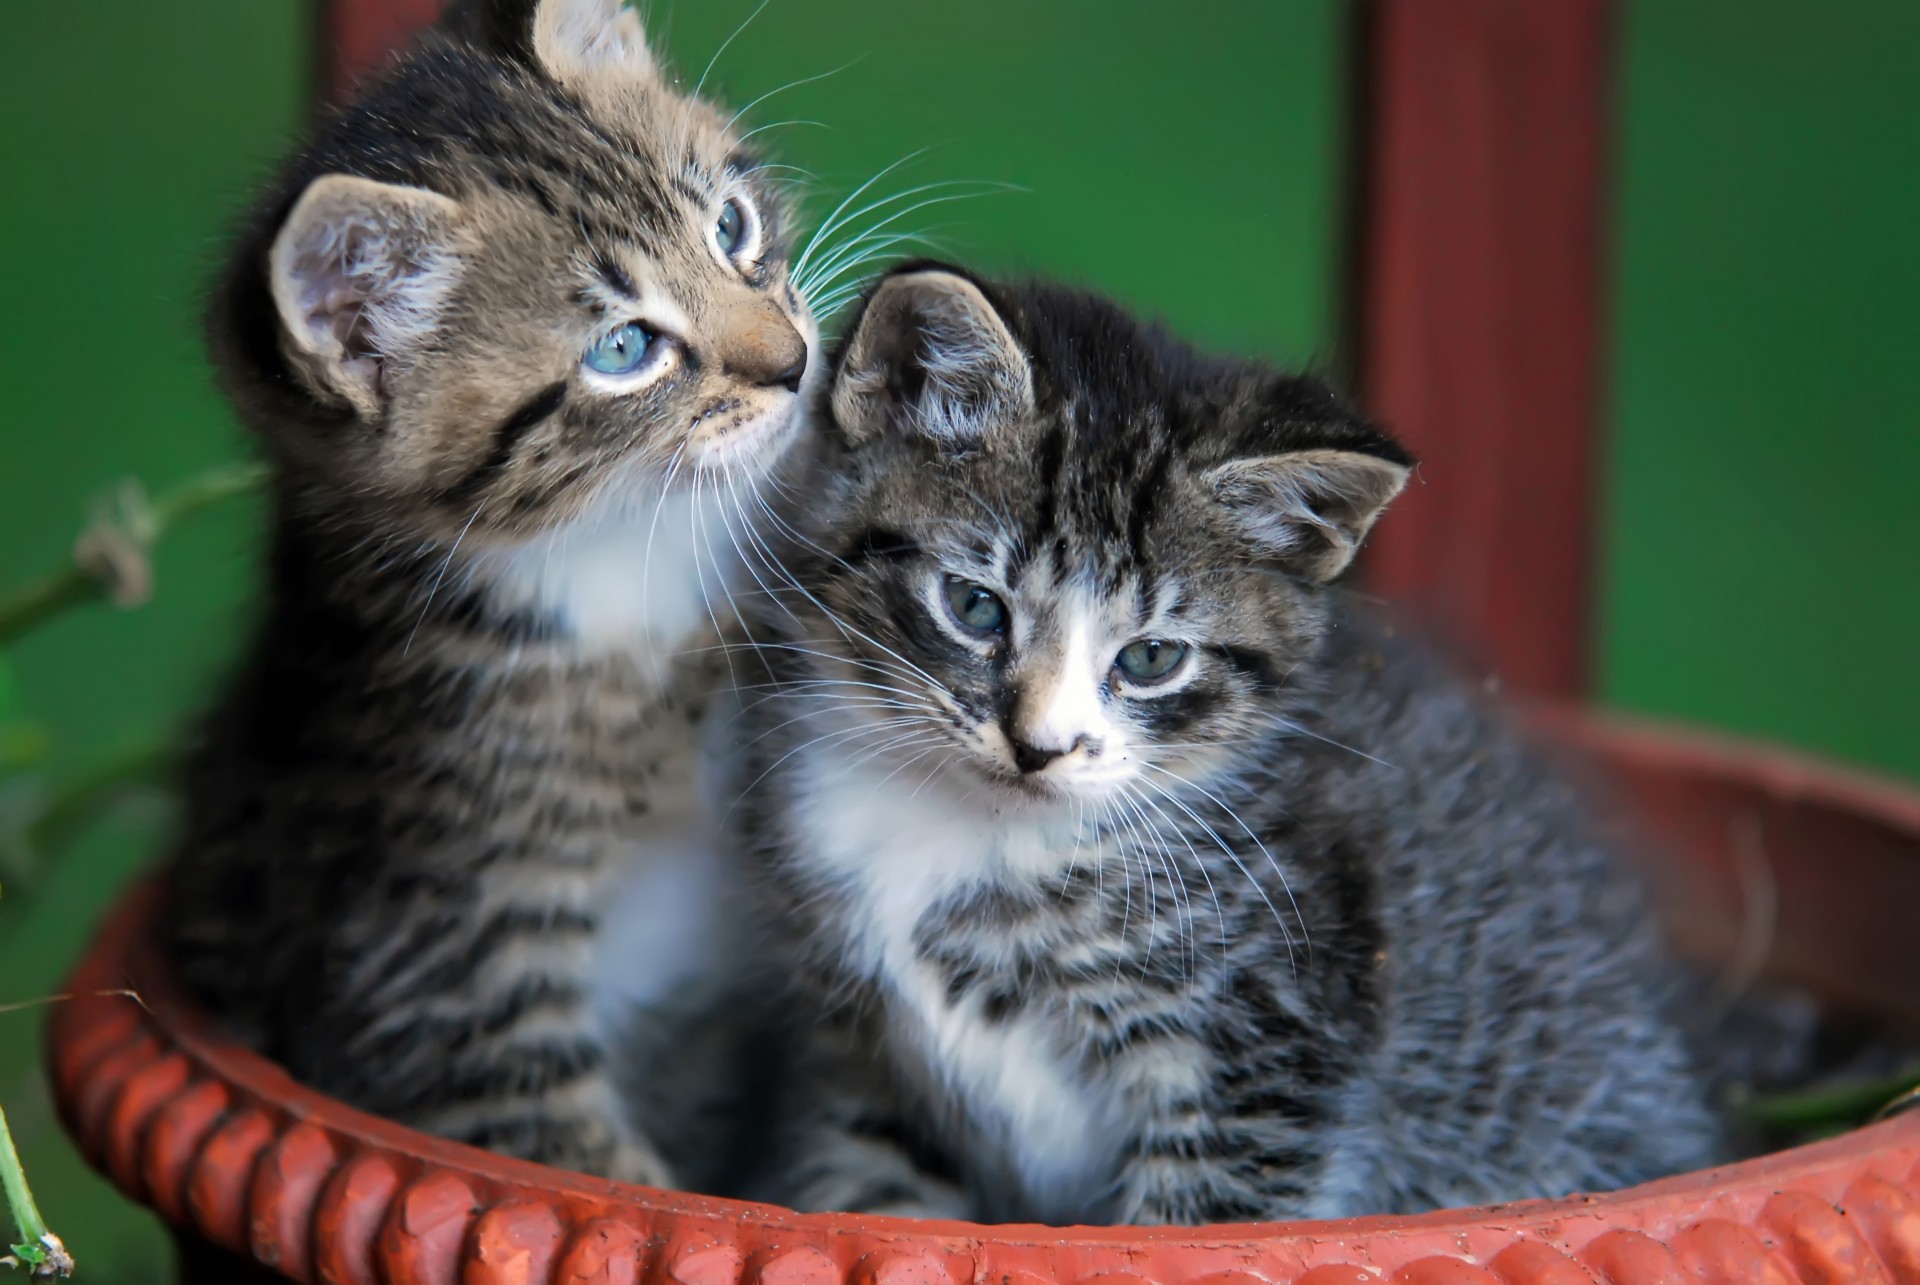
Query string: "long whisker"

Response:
xmin=686 ymin=477 xmax=745 ymax=693
xmin=1134 ymin=770 xmax=1299 ymax=978
xmin=1107 ymin=789 xmax=1155 ymax=964
xmin=801 ymin=225 xmax=954 ymax=292
xmin=713 ymin=470 xmax=800 ymax=635
xmin=1127 ymin=782 xmax=1207 ymax=979
xmin=726 ymin=57 xmax=866 ymax=133
xmin=799 ymin=234 xmax=956 ymax=317
xmin=1126 ymin=787 xmax=1187 ymax=976
xmin=746 ymin=708 xmax=924 ymax=752
xmin=857 ymin=736 xmax=947 ymax=800
xmin=405 ymin=501 xmax=485 ymax=657
xmin=1140 ymin=762 xmax=1311 ymax=969
xmin=694 ymin=0 xmax=775 ymax=101
xmin=734 ymin=714 xmax=933 ymax=804
xmin=795 ymin=183 xmax=1018 ymax=295
xmin=1267 ymin=714 xmax=1399 ymax=770
xmin=791 ymin=149 xmax=933 ymax=280
xmin=638 ymin=443 xmax=691 ymax=631
xmin=736 ymin=118 xmax=830 ymax=145
xmin=738 ymin=491 xmax=951 ymax=695
xmin=689 ymin=637 xmax=935 ymax=693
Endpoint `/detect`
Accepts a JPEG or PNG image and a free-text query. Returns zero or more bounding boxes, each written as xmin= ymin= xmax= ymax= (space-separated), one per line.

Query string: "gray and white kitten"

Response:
xmin=732 ymin=265 xmax=1721 ymax=1223
xmin=169 ymin=0 xmax=816 ymax=1189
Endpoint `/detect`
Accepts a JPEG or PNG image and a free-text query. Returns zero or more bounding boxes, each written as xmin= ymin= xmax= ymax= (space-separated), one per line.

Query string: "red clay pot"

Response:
xmin=45 ymin=710 xmax=1920 ymax=1284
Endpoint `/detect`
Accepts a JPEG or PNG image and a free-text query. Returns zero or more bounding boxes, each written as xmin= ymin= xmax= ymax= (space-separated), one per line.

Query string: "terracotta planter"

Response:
xmin=46 ymin=710 xmax=1920 ymax=1284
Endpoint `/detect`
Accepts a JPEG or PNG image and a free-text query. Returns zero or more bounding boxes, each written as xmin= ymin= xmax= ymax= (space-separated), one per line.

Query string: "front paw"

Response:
xmin=862 ymin=1198 xmax=971 ymax=1220
xmin=603 ymin=1136 xmax=677 ymax=1189
xmin=857 ymin=1178 xmax=972 ymax=1221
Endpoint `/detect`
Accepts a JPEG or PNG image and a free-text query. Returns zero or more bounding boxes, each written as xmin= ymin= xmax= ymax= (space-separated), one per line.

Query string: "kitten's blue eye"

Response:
xmin=716 ymin=199 xmax=746 ymax=255
xmin=943 ymin=577 xmax=1007 ymax=636
xmin=1114 ymin=639 xmax=1189 ymax=685
xmin=582 ymin=321 xmax=656 ymax=376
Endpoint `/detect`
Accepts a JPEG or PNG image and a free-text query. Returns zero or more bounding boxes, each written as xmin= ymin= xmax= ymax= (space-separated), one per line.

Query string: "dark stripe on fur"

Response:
xmin=442 ymin=381 xmax=569 ymax=503
xmin=1209 ymin=643 xmax=1283 ymax=691
xmin=840 ymin=528 xmax=921 ymax=566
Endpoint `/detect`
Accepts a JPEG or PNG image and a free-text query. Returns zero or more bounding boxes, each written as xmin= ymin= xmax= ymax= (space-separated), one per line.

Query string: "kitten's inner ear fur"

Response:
xmin=269 ymin=174 xmax=465 ymax=421
xmin=532 ymin=0 xmax=656 ymax=86
xmin=1205 ymin=448 xmax=1410 ymax=582
xmin=832 ymin=270 xmax=1034 ymax=447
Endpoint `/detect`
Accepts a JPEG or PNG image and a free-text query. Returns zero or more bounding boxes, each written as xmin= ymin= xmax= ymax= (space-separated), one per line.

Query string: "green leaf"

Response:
xmin=0 ymin=725 xmax=46 ymax=775
xmin=9 ymin=1240 xmax=48 ymax=1267
xmin=0 ymin=656 xmax=14 ymax=723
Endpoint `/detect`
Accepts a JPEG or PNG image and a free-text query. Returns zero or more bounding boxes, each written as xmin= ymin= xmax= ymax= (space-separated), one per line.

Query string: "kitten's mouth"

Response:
xmin=986 ymin=756 xmax=1150 ymax=805
xmin=688 ymin=391 xmax=802 ymax=471
xmin=986 ymin=768 xmax=1062 ymax=800
xmin=979 ymin=762 xmax=1124 ymax=804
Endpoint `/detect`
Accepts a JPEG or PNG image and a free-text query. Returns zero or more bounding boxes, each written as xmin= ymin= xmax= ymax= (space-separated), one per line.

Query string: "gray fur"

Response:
xmin=731 ymin=266 xmax=1721 ymax=1223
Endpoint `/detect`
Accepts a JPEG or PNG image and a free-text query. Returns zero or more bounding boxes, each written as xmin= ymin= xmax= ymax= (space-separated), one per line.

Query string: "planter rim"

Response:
xmin=45 ymin=709 xmax=1920 ymax=1283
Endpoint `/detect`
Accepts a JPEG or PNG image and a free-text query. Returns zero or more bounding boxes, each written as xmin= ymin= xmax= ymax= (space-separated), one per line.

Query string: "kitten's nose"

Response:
xmin=1011 ymin=739 xmax=1062 ymax=775
xmin=1010 ymin=734 xmax=1096 ymax=775
xmin=721 ymin=301 xmax=808 ymax=392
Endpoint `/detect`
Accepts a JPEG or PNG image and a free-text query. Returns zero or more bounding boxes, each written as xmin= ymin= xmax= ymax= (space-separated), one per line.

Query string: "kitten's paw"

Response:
xmin=603 ymin=1137 xmax=677 ymax=1189
xmin=862 ymin=1198 xmax=972 ymax=1220
xmin=857 ymin=1179 xmax=972 ymax=1221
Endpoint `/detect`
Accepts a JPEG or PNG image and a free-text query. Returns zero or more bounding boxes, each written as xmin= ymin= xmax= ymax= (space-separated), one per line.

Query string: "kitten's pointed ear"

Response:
xmin=269 ymin=174 xmax=465 ymax=421
xmin=1204 ymin=448 xmax=1411 ymax=582
xmin=831 ymin=270 xmax=1034 ymax=447
xmin=531 ymin=0 xmax=656 ymax=85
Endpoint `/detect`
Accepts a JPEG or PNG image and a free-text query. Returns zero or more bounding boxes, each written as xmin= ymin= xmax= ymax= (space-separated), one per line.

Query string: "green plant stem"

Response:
xmin=0 ymin=738 xmax=172 ymax=898
xmin=1740 ymin=1065 xmax=1920 ymax=1131
xmin=0 ymin=462 xmax=266 ymax=647
xmin=24 ymin=739 xmax=172 ymax=859
xmin=0 ymin=1101 xmax=63 ymax=1274
xmin=0 ymin=575 xmax=96 ymax=652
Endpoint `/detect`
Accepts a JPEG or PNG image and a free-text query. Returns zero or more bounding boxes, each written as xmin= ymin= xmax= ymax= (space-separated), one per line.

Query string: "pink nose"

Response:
xmin=721 ymin=303 xmax=807 ymax=391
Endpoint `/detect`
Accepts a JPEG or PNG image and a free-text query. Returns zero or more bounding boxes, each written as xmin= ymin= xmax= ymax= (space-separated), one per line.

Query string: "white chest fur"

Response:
xmin=478 ymin=487 xmax=736 ymax=658
xmin=588 ymin=703 xmax=749 ymax=1025
xmin=788 ymin=742 xmax=1127 ymax=1218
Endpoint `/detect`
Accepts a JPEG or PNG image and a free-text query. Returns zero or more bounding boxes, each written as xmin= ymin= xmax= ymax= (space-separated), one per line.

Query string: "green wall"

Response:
xmin=662 ymin=0 xmax=1345 ymax=354
xmin=0 ymin=1 xmax=1912 ymax=1280
xmin=0 ymin=2 xmax=305 ymax=1278
xmin=1603 ymin=1 xmax=1920 ymax=778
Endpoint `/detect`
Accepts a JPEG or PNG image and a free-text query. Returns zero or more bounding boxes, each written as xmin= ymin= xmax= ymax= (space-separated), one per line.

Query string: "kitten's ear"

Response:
xmin=269 ymin=175 xmax=464 ymax=421
xmin=531 ymin=0 xmax=656 ymax=85
xmin=1204 ymin=448 xmax=1410 ymax=582
xmin=831 ymin=269 xmax=1034 ymax=447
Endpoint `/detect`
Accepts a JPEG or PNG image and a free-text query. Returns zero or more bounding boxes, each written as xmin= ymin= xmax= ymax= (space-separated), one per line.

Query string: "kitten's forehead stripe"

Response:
xmin=1027 ymin=418 xmax=1067 ymax=559
xmin=595 ymin=258 xmax=639 ymax=300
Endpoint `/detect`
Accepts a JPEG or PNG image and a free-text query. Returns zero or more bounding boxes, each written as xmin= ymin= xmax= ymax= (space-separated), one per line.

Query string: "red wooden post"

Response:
xmin=321 ymin=0 xmax=446 ymax=103
xmin=1348 ymin=0 xmax=1615 ymax=700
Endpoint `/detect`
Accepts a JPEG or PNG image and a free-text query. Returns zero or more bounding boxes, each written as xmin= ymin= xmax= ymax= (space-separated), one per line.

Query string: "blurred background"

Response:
xmin=0 ymin=0 xmax=1913 ymax=1277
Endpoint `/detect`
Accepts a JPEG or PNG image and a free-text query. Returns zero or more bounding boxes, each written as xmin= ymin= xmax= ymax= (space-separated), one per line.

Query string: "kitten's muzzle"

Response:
xmin=719 ymin=300 xmax=808 ymax=393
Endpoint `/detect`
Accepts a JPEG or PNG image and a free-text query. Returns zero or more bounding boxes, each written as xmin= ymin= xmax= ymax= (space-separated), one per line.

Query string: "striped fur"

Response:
xmin=732 ymin=267 xmax=1720 ymax=1223
xmin=170 ymin=0 xmax=815 ymax=1188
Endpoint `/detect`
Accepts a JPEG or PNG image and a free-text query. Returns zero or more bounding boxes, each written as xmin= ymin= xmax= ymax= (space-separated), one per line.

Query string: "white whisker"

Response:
xmin=694 ymin=0 xmax=775 ymax=101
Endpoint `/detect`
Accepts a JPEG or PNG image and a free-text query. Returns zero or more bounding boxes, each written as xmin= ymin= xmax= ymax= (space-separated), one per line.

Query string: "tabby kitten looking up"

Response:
xmin=736 ymin=266 xmax=1719 ymax=1223
xmin=170 ymin=0 xmax=815 ymax=1188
